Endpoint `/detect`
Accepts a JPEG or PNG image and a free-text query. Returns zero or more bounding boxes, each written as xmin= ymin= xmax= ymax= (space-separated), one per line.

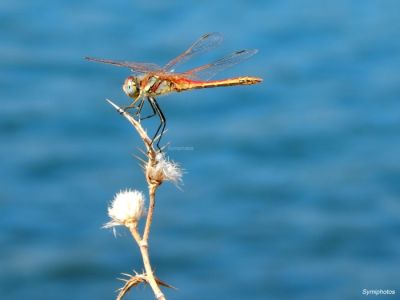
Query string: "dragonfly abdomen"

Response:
xmin=175 ymin=76 xmax=262 ymax=92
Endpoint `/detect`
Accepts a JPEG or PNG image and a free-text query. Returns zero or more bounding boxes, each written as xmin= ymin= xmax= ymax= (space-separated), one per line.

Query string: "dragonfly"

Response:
xmin=85 ymin=32 xmax=262 ymax=150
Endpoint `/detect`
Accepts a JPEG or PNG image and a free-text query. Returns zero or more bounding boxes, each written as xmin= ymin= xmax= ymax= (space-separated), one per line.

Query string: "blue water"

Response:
xmin=1 ymin=1 xmax=400 ymax=299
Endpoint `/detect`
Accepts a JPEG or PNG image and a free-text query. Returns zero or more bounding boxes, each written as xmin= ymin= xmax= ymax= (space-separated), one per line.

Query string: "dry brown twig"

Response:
xmin=104 ymin=99 xmax=182 ymax=300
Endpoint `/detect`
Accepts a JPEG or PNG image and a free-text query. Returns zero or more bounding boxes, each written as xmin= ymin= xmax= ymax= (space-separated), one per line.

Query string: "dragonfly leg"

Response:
xmin=122 ymin=102 xmax=136 ymax=112
xmin=148 ymin=97 xmax=166 ymax=151
xmin=134 ymin=97 xmax=146 ymax=117
xmin=122 ymin=94 xmax=142 ymax=112
xmin=138 ymin=97 xmax=157 ymax=121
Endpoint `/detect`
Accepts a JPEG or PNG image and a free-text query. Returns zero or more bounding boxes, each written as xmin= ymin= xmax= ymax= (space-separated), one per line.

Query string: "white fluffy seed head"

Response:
xmin=147 ymin=153 xmax=183 ymax=185
xmin=104 ymin=189 xmax=145 ymax=229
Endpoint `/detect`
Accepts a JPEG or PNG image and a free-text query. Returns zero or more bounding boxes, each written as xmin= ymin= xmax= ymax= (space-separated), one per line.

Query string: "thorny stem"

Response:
xmin=129 ymin=225 xmax=165 ymax=300
xmin=107 ymin=99 xmax=166 ymax=300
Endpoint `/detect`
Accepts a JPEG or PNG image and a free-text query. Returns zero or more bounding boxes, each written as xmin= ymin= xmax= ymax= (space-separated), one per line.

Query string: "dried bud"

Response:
xmin=147 ymin=153 xmax=183 ymax=185
xmin=104 ymin=189 xmax=145 ymax=230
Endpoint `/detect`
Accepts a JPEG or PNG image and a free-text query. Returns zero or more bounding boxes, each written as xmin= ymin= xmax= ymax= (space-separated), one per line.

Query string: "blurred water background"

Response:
xmin=1 ymin=1 xmax=400 ymax=299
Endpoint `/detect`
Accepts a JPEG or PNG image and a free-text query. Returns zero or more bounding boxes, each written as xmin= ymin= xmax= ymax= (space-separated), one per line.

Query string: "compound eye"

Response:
xmin=129 ymin=82 xmax=136 ymax=93
xmin=123 ymin=79 xmax=137 ymax=97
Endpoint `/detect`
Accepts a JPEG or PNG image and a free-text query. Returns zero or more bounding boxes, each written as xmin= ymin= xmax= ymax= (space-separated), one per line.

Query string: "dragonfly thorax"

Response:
xmin=122 ymin=76 xmax=140 ymax=99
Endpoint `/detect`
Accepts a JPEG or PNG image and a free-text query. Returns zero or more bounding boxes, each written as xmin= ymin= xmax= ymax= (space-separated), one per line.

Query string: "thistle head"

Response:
xmin=104 ymin=189 xmax=145 ymax=230
xmin=146 ymin=152 xmax=183 ymax=186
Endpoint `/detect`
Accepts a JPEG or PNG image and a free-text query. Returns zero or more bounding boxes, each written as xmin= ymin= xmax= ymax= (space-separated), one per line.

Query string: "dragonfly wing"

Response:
xmin=163 ymin=32 xmax=223 ymax=72
xmin=85 ymin=57 xmax=162 ymax=74
xmin=182 ymin=49 xmax=258 ymax=80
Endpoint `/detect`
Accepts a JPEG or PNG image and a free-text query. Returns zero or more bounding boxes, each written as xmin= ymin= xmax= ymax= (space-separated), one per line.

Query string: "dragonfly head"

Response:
xmin=122 ymin=76 xmax=140 ymax=99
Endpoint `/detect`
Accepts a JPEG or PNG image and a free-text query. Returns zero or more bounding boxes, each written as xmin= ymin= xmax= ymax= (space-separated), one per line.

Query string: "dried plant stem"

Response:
xmin=107 ymin=99 xmax=166 ymax=300
xmin=129 ymin=225 xmax=165 ymax=300
xmin=143 ymin=183 xmax=158 ymax=241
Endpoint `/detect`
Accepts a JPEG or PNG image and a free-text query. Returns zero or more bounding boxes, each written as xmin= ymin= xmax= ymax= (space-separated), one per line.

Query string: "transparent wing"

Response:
xmin=182 ymin=49 xmax=258 ymax=81
xmin=163 ymin=32 xmax=223 ymax=72
xmin=85 ymin=57 xmax=162 ymax=74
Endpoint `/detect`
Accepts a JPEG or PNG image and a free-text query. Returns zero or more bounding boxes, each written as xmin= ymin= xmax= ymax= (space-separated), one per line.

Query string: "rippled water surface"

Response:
xmin=1 ymin=1 xmax=400 ymax=299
